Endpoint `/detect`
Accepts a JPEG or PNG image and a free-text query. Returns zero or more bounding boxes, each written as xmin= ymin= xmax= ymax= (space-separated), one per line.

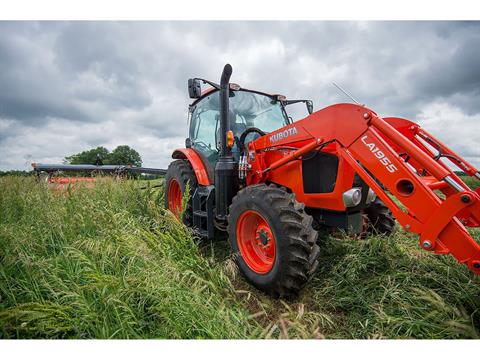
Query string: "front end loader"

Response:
xmin=165 ymin=64 xmax=480 ymax=297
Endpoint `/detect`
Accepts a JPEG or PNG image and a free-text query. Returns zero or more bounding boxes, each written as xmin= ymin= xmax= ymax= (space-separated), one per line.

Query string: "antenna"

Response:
xmin=332 ymin=82 xmax=364 ymax=106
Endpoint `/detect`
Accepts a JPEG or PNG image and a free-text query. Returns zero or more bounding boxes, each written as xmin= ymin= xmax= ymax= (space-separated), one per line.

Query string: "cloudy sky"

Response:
xmin=0 ymin=21 xmax=479 ymax=170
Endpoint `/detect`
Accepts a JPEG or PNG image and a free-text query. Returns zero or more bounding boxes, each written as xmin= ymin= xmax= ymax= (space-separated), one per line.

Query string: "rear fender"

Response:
xmin=172 ymin=148 xmax=212 ymax=186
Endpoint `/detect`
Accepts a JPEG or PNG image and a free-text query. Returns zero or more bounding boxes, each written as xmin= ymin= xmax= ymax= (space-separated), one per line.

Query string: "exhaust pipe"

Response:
xmin=215 ymin=64 xmax=238 ymax=221
xmin=219 ymin=64 xmax=232 ymax=157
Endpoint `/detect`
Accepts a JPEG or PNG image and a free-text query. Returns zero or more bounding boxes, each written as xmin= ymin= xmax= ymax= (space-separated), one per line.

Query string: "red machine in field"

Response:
xmin=165 ymin=64 xmax=480 ymax=297
xmin=32 ymin=163 xmax=167 ymax=190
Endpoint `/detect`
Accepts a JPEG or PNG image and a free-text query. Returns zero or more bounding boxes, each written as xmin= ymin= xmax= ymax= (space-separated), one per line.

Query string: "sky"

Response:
xmin=0 ymin=21 xmax=479 ymax=171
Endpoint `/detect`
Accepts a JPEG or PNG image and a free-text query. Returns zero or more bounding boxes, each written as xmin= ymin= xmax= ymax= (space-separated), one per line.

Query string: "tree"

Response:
xmin=108 ymin=145 xmax=142 ymax=167
xmin=65 ymin=146 xmax=110 ymax=165
xmin=64 ymin=145 xmax=142 ymax=167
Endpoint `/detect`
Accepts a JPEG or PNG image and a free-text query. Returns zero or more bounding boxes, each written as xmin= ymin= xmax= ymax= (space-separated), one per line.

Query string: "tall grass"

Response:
xmin=0 ymin=176 xmax=479 ymax=339
xmin=0 ymin=177 xmax=257 ymax=338
xmin=306 ymin=231 xmax=480 ymax=338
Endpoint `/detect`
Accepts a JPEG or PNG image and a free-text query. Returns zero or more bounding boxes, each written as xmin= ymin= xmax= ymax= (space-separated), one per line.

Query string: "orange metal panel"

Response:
xmin=172 ymin=148 xmax=211 ymax=186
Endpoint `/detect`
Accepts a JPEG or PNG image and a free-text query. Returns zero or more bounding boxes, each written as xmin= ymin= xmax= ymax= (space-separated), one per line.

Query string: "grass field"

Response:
xmin=0 ymin=176 xmax=479 ymax=339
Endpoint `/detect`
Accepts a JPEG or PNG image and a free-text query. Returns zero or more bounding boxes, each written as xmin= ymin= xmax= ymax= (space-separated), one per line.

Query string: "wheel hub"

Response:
xmin=236 ymin=210 xmax=276 ymax=274
xmin=256 ymin=227 xmax=271 ymax=247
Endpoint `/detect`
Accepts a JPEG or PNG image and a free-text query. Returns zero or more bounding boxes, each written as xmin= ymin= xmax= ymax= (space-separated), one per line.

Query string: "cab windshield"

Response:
xmin=228 ymin=90 xmax=289 ymax=133
xmin=190 ymin=90 xmax=289 ymax=144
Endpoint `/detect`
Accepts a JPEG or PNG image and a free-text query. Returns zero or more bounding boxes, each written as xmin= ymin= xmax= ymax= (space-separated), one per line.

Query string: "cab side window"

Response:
xmin=190 ymin=92 xmax=220 ymax=167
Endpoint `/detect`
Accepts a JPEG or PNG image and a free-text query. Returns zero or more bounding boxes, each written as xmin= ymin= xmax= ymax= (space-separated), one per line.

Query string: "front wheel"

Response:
xmin=228 ymin=184 xmax=320 ymax=298
xmin=164 ymin=160 xmax=197 ymax=226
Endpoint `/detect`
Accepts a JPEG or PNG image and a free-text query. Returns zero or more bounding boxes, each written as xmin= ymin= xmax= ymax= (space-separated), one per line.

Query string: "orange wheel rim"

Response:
xmin=168 ymin=179 xmax=182 ymax=218
xmin=236 ymin=210 xmax=276 ymax=274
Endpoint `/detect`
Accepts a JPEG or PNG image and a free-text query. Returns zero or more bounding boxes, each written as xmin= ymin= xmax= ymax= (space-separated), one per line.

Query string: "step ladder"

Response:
xmin=192 ymin=185 xmax=215 ymax=239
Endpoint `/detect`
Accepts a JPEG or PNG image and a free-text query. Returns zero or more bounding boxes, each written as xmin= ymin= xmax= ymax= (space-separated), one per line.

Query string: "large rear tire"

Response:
xmin=228 ymin=184 xmax=320 ymax=298
xmin=164 ymin=160 xmax=197 ymax=226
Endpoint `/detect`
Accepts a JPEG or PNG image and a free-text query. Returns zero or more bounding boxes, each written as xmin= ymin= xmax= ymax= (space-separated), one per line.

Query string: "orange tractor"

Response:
xmin=165 ymin=64 xmax=480 ymax=297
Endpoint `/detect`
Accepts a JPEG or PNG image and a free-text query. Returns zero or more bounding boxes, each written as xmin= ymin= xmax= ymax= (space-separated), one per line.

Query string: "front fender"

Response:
xmin=172 ymin=148 xmax=212 ymax=186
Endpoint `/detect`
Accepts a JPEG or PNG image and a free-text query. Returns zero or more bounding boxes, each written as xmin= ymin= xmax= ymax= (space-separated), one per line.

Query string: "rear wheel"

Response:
xmin=164 ymin=160 xmax=197 ymax=226
xmin=228 ymin=184 xmax=320 ymax=298
xmin=364 ymin=198 xmax=396 ymax=236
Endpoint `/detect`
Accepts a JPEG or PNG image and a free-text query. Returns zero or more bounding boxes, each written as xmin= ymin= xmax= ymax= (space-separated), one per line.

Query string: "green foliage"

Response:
xmin=108 ymin=145 xmax=142 ymax=167
xmin=305 ymin=231 xmax=480 ymax=339
xmin=461 ymin=176 xmax=480 ymax=190
xmin=0 ymin=177 xmax=479 ymax=339
xmin=64 ymin=145 xmax=142 ymax=167
xmin=65 ymin=146 xmax=110 ymax=165
xmin=0 ymin=170 xmax=34 ymax=177
xmin=0 ymin=177 xmax=254 ymax=339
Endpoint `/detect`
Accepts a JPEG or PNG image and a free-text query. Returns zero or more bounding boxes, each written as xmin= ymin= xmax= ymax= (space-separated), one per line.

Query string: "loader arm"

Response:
xmin=247 ymin=103 xmax=480 ymax=275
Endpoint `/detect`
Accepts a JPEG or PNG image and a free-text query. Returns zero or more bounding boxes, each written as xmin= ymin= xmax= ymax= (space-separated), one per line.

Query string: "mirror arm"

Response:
xmin=282 ymin=99 xmax=314 ymax=115
xmin=282 ymin=99 xmax=311 ymax=106
xmin=282 ymin=100 xmax=302 ymax=106
xmin=195 ymin=78 xmax=220 ymax=90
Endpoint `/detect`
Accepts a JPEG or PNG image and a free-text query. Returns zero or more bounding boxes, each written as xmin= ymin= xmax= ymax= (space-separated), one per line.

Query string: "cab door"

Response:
xmin=189 ymin=91 xmax=220 ymax=173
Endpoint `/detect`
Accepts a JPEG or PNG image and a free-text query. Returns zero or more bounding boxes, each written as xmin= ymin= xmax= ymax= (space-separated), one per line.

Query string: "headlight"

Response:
xmin=366 ymin=188 xmax=376 ymax=204
xmin=343 ymin=187 xmax=362 ymax=207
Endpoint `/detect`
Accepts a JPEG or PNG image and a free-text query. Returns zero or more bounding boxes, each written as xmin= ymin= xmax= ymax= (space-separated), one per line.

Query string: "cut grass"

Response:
xmin=0 ymin=176 xmax=479 ymax=339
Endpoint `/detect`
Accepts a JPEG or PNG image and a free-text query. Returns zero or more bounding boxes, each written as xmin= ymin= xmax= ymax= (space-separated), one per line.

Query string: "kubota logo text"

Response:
xmin=269 ymin=127 xmax=298 ymax=143
xmin=361 ymin=136 xmax=398 ymax=173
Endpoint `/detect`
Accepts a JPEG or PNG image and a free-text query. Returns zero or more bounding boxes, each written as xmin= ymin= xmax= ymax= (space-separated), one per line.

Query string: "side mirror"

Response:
xmin=306 ymin=100 xmax=314 ymax=114
xmin=188 ymin=78 xmax=202 ymax=99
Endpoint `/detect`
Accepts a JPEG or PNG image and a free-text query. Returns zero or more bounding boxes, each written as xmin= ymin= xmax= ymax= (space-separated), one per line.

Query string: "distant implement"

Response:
xmin=32 ymin=163 xmax=167 ymax=187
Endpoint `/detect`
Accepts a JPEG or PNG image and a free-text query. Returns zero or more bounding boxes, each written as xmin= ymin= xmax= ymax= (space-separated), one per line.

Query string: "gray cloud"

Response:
xmin=0 ymin=21 xmax=479 ymax=171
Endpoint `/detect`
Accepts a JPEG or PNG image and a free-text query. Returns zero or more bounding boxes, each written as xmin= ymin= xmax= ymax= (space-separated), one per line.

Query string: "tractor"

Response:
xmin=165 ymin=64 xmax=480 ymax=297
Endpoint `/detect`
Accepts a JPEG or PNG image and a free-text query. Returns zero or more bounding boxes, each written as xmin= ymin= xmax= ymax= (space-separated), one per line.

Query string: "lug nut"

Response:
xmin=460 ymin=195 xmax=471 ymax=203
xmin=422 ymin=240 xmax=432 ymax=249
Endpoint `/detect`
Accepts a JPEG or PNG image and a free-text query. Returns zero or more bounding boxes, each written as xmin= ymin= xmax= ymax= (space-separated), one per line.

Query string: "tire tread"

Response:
xmin=228 ymin=184 xmax=320 ymax=298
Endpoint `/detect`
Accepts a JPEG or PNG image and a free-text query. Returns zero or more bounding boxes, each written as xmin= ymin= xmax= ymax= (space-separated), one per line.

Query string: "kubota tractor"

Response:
xmin=165 ymin=64 xmax=480 ymax=297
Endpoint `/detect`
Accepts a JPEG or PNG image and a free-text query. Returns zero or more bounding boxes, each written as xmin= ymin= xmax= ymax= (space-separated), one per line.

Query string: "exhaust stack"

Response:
xmin=214 ymin=64 xmax=238 ymax=221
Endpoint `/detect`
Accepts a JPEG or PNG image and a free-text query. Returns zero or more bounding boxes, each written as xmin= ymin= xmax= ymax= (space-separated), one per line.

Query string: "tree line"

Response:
xmin=65 ymin=145 xmax=142 ymax=167
xmin=1 ymin=145 xmax=143 ymax=176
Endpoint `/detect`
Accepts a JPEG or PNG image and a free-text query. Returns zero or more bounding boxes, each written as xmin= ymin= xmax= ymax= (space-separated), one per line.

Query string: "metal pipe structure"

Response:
xmin=214 ymin=64 xmax=238 ymax=221
xmin=32 ymin=163 xmax=167 ymax=176
xmin=219 ymin=64 xmax=233 ymax=157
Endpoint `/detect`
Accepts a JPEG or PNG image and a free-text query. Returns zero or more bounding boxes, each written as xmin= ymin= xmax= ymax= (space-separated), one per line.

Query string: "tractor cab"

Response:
xmin=187 ymin=79 xmax=312 ymax=172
